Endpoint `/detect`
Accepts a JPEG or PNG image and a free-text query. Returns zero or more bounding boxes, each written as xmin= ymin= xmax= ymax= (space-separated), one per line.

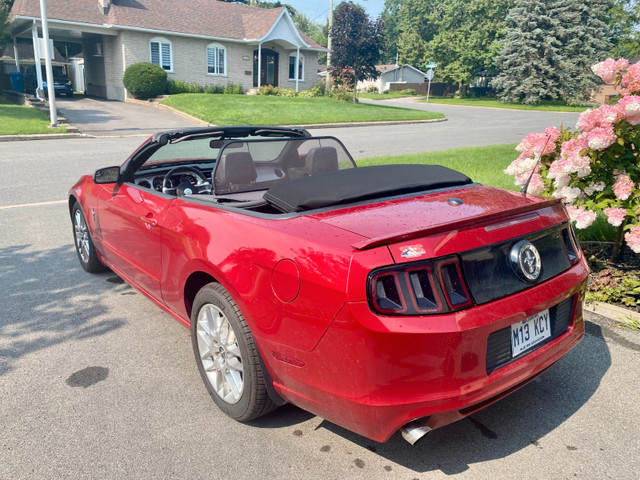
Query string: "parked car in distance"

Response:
xmin=69 ymin=126 xmax=589 ymax=444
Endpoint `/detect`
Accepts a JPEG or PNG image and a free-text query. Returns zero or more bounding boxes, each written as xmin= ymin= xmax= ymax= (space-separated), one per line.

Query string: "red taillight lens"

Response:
xmin=438 ymin=260 xmax=472 ymax=309
xmin=371 ymin=272 xmax=406 ymax=313
xmin=561 ymin=224 xmax=580 ymax=265
xmin=368 ymin=256 xmax=472 ymax=316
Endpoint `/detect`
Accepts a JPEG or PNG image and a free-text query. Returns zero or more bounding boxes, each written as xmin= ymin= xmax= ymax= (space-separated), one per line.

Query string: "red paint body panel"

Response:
xmin=69 ymin=142 xmax=589 ymax=443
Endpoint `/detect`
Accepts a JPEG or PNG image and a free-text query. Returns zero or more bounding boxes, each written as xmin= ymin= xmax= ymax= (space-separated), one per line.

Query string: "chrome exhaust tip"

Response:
xmin=400 ymin=421 xmax=432 ymax=445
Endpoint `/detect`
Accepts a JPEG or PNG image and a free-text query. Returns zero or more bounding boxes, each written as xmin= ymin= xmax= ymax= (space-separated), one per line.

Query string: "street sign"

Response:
xmin=426 ymin=69 xmax=434 ymax=81
xmin=426 ymin=61 xmax=437 ymax=69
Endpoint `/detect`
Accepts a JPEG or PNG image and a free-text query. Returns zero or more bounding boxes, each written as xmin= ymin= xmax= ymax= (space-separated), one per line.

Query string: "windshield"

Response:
xmin=213 ymin=137 xmax=356 ymax=195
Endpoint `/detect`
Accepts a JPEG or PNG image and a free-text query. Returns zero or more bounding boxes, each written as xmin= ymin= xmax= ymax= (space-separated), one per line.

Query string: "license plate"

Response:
xmin=511 ymin=309 xmax=551 ymax=357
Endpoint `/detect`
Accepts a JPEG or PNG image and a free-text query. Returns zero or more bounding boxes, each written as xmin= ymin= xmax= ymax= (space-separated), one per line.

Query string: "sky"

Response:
xmin=280 ymin=0 xmax=387 ymax=23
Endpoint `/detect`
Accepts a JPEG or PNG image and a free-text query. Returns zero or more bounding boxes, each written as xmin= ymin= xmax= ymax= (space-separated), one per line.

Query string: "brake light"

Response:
xmin=561 ymin=224 xmax=580 ymax=265
xmin=438 ymin=260 xmax=472 ymax=309
xmin=370 ymin=272 xmax=406 ymax=313
xmin=368 ymin=256 xmax=472 ymax=316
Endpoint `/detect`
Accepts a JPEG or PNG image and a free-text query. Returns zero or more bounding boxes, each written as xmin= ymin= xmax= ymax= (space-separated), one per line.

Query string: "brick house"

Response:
xmin=7 ymin=0 xmax=325 ymax=100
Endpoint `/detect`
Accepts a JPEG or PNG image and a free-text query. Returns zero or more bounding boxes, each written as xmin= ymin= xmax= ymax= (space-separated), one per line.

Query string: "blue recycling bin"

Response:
xmin=9 ymin=72 xmax=24 ymax=93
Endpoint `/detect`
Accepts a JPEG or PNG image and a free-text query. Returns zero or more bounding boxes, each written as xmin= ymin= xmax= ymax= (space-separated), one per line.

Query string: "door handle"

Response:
xmin=142 ymin=214 xmax=158 ymax=228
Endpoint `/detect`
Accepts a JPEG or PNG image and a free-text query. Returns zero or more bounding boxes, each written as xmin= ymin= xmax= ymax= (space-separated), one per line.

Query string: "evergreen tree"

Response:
xmin=553 ymin=0 xmax=612 ymax=105
xmin=492 ymin=0 xmax=565 ymax=104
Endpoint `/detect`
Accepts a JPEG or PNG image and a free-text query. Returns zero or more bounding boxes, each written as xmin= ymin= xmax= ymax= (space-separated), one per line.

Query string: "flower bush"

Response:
xmin=505 ymin=58 xmax=640 ymax=257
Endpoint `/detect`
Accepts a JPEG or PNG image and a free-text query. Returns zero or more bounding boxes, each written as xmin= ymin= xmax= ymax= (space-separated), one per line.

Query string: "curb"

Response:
xmin=585 ymin=301 xmax=640 ymax=324
xmin=0 ymin=133 xmax=86 ymax=142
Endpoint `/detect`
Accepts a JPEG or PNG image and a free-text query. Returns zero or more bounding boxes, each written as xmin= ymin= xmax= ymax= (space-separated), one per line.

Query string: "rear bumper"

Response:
xmin=268 ymin=261 xmax=588 ymax=442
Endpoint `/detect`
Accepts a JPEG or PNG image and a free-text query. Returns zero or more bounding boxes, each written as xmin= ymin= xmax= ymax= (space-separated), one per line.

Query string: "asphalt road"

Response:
xmin=1 ymin=111 xmax=639 ymax=479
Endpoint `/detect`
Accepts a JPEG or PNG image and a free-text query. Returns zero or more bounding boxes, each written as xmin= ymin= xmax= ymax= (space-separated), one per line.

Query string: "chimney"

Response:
xmin=98 ymin=0 xmax=112 ymax=14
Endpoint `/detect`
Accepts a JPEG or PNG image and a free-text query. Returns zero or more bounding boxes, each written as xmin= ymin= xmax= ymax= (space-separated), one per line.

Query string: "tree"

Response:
xmin=394 ymin=0 xmax=511 ymax=92
xmin=553 ymin=0 xmax=612 ymax=105
xmin=608 ymin=0 xmax=640 ymax=59
xmin=0 ymin=0 xmax=15 ymax=47
xmin=492 ymin=0 xmax=566 ymax=103
xmin=330 ymin=1 xmax=384 ymax=103
xmin=380 ymin=0 xmax=403 ymax=64
xmin=494 ymin=0 xmax=614 ymax=105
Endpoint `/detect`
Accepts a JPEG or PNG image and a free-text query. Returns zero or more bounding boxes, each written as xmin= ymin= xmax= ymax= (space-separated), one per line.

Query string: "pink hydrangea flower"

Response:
xmin=620 ymin=62 xmax=640 ymax=96
xmin=525 ymin=173 xmax=545 ymax=196
xmin=625 ymin=225 xmax=640 ymax=253
xmin=613 ymin=173 xmax=634 ymax=200
xmin=603 ymin=207 xmax=627 ymax=227
xmin=583 ymin=182 xmax=606 ymax=196
xmin=554 ymin=186 xmax=582 ymax=203
xmin=516 ymin=127 xmax=560 ymax=156
xmin=565 ymin=205 xmax=597 ymax=229
xmin=616 ymin=95 xmax=640 ymax=125
xmin=586 ymin=125 xmax=617 ymax=151
xmin=592 ymin=58 xmax=629 ymax=84
xmin=577 ymin=104 xmax=620 ymax=132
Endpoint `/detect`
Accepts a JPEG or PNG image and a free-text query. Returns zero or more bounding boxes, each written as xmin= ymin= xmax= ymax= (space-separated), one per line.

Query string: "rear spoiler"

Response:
xmin=350 ymin=197 xmax=564 ymax=251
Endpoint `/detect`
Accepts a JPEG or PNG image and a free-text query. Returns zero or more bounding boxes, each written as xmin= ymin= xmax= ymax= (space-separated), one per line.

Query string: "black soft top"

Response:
xmin=263 ymin=164 xmax=473 ymax=213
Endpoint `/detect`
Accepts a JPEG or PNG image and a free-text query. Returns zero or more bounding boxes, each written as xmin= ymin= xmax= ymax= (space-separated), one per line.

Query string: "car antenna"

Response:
xmin=521 ymin=134 xmax=552 ymax=198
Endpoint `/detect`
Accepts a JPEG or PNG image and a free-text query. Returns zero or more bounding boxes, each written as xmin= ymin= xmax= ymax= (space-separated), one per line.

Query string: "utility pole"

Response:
xmin=39 ymin=0 xmax=57 ymax=126
xmin=325 ymin=0 xmax=333 ymax=91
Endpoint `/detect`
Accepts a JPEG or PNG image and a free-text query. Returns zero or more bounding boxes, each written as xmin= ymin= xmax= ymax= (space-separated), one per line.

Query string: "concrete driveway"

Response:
xmin=54 ymin=96 xmax=200 ymax=137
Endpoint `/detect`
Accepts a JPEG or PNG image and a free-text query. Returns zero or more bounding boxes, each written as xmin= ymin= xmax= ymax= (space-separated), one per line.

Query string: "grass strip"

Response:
xmin=357 ymin=143 xmax=520 ymax=191
xmin=0 ymin=96 xmax=67 ymax=135
xmin=162 ymin=94 xmax=444 ymax=125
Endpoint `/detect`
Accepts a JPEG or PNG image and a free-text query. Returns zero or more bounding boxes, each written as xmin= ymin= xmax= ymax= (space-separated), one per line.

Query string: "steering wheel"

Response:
xmin=162 ymin=166 xmax=210 ymax=195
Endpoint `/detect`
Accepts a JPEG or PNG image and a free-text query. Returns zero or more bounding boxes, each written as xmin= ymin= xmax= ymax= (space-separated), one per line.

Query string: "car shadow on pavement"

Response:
xmin=0 ymin=243 xmax=126 ymax=377
xmin=316 ymin=322 xmax=610 ymax=475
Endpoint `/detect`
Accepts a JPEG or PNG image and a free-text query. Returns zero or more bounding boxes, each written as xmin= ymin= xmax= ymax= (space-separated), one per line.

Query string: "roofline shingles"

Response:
xmin=10 ymin=0 xmax=323 ymax=49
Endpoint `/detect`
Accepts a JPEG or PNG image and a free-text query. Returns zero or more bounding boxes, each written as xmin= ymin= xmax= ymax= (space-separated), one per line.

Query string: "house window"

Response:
xmin=289 ymin=54 xmax=304 ymax=81
xmin=150 ymin=37 xmax=172 ymax=71
xmin=207 ymin=44 xmax=226 ymax=75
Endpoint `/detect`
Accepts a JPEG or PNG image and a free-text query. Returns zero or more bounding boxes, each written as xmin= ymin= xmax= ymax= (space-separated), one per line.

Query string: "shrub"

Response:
xmin=331 ymin=91 xmax=353 ymax=102
xmin=224 ymin=82 xmax=244 ymax=94
xmin=309 ymin=81 xmax=327 ymax=97
xmin=258 ymin=85 xmax=280 ymax=95
xmin=298 ymin=90 xmax=315 ymax=98
xmin=204 ymin=84 xmax=224 ymax=94
xmin=366 ymin=85 xmax=379 ymax=93
xmin=400 ymin=88 xmax=417 ymax=96
xmin=504 ymin=57 xmax=640 ymax=260
xmin=278 ymin=88 xmax=298 ymax=97
xmin=123 ymin=62 xmax=167 ymax=99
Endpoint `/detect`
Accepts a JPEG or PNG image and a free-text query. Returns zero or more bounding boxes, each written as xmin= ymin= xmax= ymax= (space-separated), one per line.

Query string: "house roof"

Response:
xmin=376 ymin=64 xmax=428 ymax=76
xmin=11 ymin=0 xmax=323 ymax=49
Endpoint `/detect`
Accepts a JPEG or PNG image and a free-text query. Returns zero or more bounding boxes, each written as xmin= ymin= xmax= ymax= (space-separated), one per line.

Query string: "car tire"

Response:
xmin=191 ymin=282 xmax=276 ymax=421
xmin=72 ymin=203 xmax=107 ymax=273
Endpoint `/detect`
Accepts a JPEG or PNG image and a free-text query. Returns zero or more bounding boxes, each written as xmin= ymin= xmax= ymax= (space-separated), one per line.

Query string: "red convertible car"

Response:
xmin=69 ymin=126 xmax=588 ymax=444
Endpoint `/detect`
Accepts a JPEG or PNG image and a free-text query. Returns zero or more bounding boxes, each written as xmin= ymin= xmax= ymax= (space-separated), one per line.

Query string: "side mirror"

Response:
xmin=93 ymin=166 xmax=121 ymax=184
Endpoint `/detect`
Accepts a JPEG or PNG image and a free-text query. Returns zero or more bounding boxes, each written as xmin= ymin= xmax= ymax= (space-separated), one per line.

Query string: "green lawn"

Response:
xmin=0 ymin=96 xmax=67 ymax=135
xmin=358 ymin=143 xmax=520 ymax=191
xmin=162 ymin=94 xmax=444 ymax=125
xmin=358 ymin=143 xmax=615 ymax=242
xmin=418 ymin=97 xmax=587 ymax=112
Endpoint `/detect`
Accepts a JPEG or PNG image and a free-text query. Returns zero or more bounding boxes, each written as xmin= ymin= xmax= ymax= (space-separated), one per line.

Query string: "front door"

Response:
xmin=253 ymin=49 xmax=279 ymax=87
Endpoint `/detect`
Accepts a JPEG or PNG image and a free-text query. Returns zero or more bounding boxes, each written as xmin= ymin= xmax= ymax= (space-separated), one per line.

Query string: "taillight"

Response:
xmin=370 ymin=272 xmax=406 ymax=313
xmin=438 ymin=260 xmax=472 ymax=309
xmin=368 ymin=256 xmax=472 ymax=316
xmin=561 ymin=224 xmax=580 ymax=265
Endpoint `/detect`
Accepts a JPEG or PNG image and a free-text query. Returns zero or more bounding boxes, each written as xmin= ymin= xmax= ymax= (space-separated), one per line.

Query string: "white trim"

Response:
xmin=255 ymin=9 xmax=309 ymax=48
xmin=289 ymin=52 xmax=304 ymax=83
xmin=206 ymin=43 xmax=226 ymax=76
xmin=150 ymin=36 xmax=172 ymax=72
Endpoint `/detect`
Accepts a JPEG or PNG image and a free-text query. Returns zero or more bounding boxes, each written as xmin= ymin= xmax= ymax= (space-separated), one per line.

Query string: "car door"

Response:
xmin=95 ymin=183 xmax=169 ymax=299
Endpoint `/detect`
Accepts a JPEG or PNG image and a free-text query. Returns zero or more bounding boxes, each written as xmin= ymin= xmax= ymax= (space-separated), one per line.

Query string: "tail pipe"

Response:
xmin=400 ymin=420 xmax=433 ymax=445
